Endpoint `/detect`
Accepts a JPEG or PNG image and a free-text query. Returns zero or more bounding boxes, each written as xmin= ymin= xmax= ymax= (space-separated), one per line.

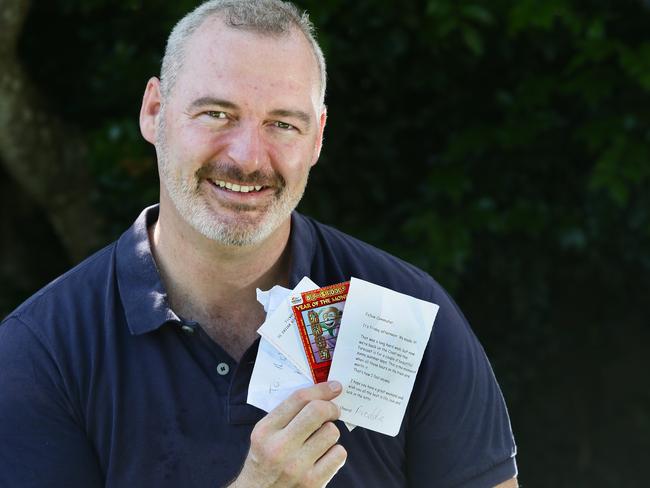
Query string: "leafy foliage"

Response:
xmin=11 ymin=0 xmax=650 ymax=486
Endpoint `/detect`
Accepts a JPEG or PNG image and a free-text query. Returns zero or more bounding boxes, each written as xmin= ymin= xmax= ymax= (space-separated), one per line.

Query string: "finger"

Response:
xmin=279 ymin=399 xmax=340 ymax=448
xmin=309 ymin=444 xmax=347 ymax=487
xmin=301 ymin=421 xmax=341 ymax=464
xmin=264 ymin=381 xmax=342 ymax=431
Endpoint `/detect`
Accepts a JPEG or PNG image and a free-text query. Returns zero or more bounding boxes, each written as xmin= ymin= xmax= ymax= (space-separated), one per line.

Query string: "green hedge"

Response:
xmin=13 ymin=1 xmax=650 ymax=485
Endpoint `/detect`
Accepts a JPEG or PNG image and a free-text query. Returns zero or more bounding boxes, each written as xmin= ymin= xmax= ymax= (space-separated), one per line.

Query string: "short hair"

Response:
xmin=160 ymin=0 xmax=327 ymax=107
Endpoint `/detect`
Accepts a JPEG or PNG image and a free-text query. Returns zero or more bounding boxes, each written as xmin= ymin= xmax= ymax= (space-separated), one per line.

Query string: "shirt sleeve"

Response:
xmin=405 ymin=286 xmax=517 ymax=487
xmin=0 ymin=316 xmax=103 ymax=488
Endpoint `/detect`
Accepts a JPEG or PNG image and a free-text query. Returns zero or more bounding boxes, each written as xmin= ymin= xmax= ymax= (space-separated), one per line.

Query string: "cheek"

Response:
xmin=168 ymin=126 xmax=223 ymax=167
xmin=180 ymin=124 xmax=220 ymax=153
xmin=269 ymin=136 xmax=318 ymax=171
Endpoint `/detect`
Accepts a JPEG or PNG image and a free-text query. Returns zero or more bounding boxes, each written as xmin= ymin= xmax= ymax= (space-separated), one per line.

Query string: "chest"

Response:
xmin=200 ymin=306 xmax=266 ymax=361
xmin=86 ymin=326 xmax=408 ymax=487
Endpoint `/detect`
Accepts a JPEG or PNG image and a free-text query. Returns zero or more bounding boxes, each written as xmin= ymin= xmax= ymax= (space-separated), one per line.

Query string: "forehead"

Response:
xmin=173 ymin=16 xmax=321 ymax=109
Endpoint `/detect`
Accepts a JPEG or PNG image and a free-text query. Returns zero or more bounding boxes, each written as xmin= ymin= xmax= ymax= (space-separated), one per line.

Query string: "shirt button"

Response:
xmin=216 ymin=362 xmax=230 ymax=376
xmin=180 ymin=324 xmax=195 ymax=335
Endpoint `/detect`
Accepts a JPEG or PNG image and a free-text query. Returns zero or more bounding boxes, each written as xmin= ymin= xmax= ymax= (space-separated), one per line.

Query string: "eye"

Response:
xmin=204 ymin=111 xmax=228 ymax=119
xmin=273 ymin=120 xmax=297 ymax=131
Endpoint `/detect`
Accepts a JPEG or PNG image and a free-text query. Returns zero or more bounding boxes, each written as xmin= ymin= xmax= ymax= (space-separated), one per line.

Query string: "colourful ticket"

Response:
xmin=291 ymin=281 xmax=349 ymax=383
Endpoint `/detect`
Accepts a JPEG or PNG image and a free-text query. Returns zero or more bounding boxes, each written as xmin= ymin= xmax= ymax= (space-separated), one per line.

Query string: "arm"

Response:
xmin=229 ymin=381 xmax=347 ymax=488
xmin=405 ymin=286 xmax=518 ymax=487
xmin=0 ymin=317 xmax=103 ymax=487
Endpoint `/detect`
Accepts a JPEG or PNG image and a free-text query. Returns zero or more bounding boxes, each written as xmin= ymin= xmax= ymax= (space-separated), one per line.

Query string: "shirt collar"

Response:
xmin=116 ymin=205 xmax=179 ymax=335
xmin=116 ymin=205 xmax=317 ymax=336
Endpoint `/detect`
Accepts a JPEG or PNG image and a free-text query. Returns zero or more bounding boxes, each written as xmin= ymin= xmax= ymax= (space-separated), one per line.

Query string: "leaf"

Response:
xmin=462 ymin=26 xmax=483 ymax=56
xmin=461 ymin=5 xmax=494 ymax=25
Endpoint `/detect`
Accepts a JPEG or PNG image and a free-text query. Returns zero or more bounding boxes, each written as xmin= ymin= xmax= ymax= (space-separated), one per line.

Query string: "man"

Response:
xmin=0 ymin=1 xmax=518 ymax=486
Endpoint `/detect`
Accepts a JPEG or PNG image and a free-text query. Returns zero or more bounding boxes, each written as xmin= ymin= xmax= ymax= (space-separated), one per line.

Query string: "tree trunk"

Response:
xmin=0 ymin=0 xmax=105 ymax=263
xmin=0 ymin=162 xmax=70 ymax=317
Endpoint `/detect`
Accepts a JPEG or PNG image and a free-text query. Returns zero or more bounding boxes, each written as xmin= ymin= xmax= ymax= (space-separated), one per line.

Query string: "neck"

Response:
xmin=150 ymin=202 xmax=292 ymax=323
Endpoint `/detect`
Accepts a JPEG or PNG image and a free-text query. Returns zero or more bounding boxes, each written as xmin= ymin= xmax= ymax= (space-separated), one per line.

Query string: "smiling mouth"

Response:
xmin=209 ymin=179 xmax=266 ymax=193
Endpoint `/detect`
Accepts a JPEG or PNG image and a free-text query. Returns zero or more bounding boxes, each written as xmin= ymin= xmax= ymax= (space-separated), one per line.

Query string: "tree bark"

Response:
xmin=0 ymin=162 xmax=70 ymax=317
xmin=0 ymin=0 xmax=105 ymax=262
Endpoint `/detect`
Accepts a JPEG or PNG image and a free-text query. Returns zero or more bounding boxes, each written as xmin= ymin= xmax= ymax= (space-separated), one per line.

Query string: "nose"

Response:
xmin=225 ymin=123 xmax=265 ymax=174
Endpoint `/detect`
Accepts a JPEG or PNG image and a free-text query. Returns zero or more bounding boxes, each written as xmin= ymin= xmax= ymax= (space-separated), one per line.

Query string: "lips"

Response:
xmin=205 ymin=178 xmax=277 ymax=208
xmin=196 ymin=163 xmax=285 ymax=196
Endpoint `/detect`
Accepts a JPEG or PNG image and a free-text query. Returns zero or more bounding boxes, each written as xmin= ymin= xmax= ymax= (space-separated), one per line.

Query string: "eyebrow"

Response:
xmin=188 ymin=97 xmax=238 ymax=111
xmin=188 ymin=96 xmax=312 ymax=129
xmin=268 ymin=109 xmax=312 ymax=129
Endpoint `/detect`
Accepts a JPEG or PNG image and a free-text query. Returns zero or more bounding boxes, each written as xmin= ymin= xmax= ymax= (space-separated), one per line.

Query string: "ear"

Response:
xmin=139 ymin=77 xmax=163 ymax=145
xmin=310 ymin=106 xmax=328 ymax=167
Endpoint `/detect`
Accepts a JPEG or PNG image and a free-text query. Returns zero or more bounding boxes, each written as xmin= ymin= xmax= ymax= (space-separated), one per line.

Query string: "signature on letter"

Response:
xmin=354 ymin=405 xmax=385 ymax=424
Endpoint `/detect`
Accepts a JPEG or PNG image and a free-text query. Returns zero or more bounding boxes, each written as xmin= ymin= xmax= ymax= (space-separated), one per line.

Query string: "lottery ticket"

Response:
xmin=290 ymin=281 xmax=349 ymax=383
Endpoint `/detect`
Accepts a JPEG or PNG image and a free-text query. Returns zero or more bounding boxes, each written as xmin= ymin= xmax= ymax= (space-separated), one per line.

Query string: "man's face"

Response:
xmin=153 ymin=17 xmax=325 ymax=246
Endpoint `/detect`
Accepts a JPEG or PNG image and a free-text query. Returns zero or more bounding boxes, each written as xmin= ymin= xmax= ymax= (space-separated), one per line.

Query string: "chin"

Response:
xmin=191 ymin=208 xmax=286 ymax=247
xmin=164 ymin=176 xmax=301 ymax=247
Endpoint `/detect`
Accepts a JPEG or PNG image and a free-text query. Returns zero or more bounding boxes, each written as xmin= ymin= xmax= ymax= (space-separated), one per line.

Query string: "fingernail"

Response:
xmin=328 ymin=381 xmax=342 ymax=392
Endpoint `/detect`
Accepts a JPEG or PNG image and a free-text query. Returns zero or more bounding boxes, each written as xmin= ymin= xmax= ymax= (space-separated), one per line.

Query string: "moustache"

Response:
xmin=195 ymin=162 xmax=285 ymax=189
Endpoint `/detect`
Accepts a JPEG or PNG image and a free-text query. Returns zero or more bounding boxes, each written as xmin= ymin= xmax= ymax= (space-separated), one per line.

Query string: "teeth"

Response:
xmin=213 ymin=180 xmax=264 ymax=193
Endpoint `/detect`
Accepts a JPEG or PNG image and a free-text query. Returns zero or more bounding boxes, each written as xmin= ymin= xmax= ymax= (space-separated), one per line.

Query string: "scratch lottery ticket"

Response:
xmin=290 ymin=281 xmax=350 ymax=383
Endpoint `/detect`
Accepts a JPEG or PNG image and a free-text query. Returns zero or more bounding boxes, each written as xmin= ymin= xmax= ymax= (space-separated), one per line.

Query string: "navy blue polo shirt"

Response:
xmin=0 ymin=206 xmax=517 ymax=487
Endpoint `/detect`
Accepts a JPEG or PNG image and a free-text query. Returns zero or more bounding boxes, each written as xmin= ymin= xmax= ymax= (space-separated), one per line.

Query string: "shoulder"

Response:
xmin=296 ymin=214 xmax=518 ymax=484
xmin=297 ymin=214 xmax=440 ymax=303
xmin=1 ymin=242 xmax=118 ymax=354
xmin=11 ymin=244 xmax=117 ymax=318
xmin=296 ymin=213 xmax=469 ymax=341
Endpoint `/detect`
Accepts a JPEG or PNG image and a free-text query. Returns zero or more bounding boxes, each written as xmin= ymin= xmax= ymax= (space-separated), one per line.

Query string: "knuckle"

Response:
xmin=305 ymin=400 xmax=330 ymax=418
xmin=300 ymin=471 xmax=318 ymax=488
xmin=262 ymin=438 xmax=285 ymax=464
xmin=330 ymin=401 xmax=341 ymax=418
xmin=290 ymin=388 xmax=310 ymax=405
xmin=249 ymin=424 xmax=269 ymax=449
xmin=332 ymin=444 xmax=348 ymax=464
xmin=322 ymin=421 xmax=340 ymax=442
xmin=250 ymin=429 xmax=285 ymax=465
xmin=281 ymin=459 xmax=302 ymax=481
xmin=324 ymin=401 xmax=339 ymax=419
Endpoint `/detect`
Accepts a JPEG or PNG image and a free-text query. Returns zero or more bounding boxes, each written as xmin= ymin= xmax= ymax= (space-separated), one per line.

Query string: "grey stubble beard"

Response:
xmin=155 ymin=111 xmax=309 ymax=247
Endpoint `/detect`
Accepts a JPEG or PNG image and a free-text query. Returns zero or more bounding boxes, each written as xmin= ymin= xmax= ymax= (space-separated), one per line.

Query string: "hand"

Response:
xmin=230 ymin=381 xmax=347 ymax=488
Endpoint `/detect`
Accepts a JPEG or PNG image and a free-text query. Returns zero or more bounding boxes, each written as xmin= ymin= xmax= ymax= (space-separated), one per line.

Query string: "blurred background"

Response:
xmin=1 ymin=0 xmax=649 ymax=486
